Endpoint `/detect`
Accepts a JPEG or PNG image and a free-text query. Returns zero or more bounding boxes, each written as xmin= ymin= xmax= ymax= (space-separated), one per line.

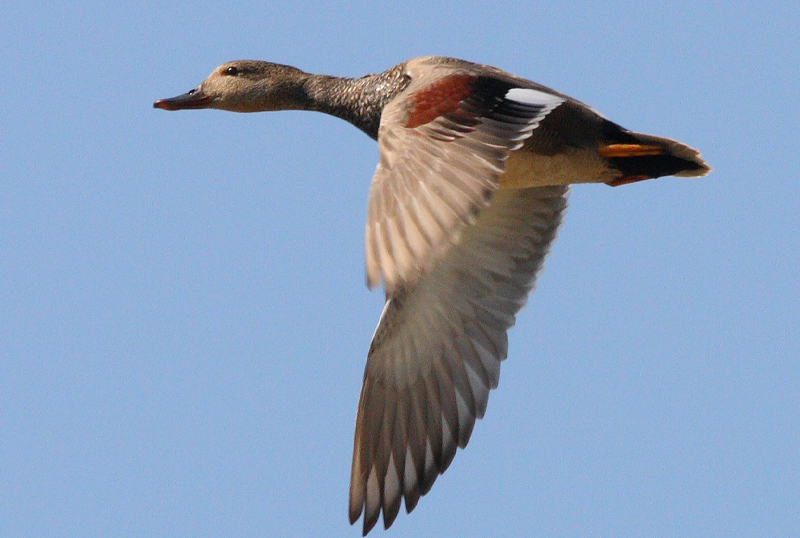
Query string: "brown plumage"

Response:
xmin=154 ymin=56 xmax=709 ymax=534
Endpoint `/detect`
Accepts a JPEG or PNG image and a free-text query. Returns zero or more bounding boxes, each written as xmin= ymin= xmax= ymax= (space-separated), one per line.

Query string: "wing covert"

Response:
xmin=365 ymin=73 xmax=565 ymax=292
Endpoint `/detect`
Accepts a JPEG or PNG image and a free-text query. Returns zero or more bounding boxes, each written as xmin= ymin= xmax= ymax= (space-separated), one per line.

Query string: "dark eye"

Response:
xmin=225 ymin=66 xmax=238 ymax=76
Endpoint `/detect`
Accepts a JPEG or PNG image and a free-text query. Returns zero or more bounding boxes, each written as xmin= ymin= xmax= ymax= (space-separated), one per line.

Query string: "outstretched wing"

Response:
xmin=350 ymin=185 xmax=569 ymax=534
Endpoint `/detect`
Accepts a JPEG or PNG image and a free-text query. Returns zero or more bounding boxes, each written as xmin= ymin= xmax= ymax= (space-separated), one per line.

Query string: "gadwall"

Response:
xmin=154 ymin=56 xmax=709 ymax=534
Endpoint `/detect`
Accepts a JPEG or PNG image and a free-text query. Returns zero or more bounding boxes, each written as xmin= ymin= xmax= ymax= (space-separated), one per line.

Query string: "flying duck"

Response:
xmin=154 ymin=56 xmax=709 ymax=534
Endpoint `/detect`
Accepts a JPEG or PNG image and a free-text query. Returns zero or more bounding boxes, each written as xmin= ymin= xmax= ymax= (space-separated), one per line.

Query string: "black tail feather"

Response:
xmin=602 ymin=120 xmax=710 ymax=179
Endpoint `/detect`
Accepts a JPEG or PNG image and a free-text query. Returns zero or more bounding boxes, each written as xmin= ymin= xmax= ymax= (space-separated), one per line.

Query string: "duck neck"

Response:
xmin=301 ymin=64 xmax=409 ymax=140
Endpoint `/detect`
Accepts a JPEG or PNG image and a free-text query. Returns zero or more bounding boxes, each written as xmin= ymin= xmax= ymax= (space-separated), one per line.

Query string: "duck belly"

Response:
xmin=501 ymin=148 xmax=617 ymax=188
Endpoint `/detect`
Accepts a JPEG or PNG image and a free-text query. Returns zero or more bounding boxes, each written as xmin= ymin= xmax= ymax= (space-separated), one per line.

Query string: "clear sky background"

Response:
xmin=2 ymin=1 xmax=799 ymax=537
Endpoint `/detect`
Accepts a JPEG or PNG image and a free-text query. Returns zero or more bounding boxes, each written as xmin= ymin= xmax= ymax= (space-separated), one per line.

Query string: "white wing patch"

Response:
xmin=505 ymin=87 xmax=565 ymax=114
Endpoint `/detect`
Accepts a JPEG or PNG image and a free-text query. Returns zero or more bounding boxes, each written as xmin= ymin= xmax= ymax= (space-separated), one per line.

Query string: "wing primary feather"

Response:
xmin=382 ymin=453 xmax=402 ymax=529
xmin=420 ymin=374 xmax=442 ymax=493
xmin=441 ymin=338 xmax=478 ymax=434
xmin=403 ymin=444 xmax=421 ymax=512
xmin=363 ymin=467 xmax=381 ymax=535
xmin=454 ymin=389 xmax=476 ymax=448
xmin=420 ymin=438 xmax=437 ymax=495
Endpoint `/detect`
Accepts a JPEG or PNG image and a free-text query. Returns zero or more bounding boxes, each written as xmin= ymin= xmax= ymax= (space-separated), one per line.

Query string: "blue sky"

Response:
xmin=2 ymin=1 xmax=798 ymax=536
